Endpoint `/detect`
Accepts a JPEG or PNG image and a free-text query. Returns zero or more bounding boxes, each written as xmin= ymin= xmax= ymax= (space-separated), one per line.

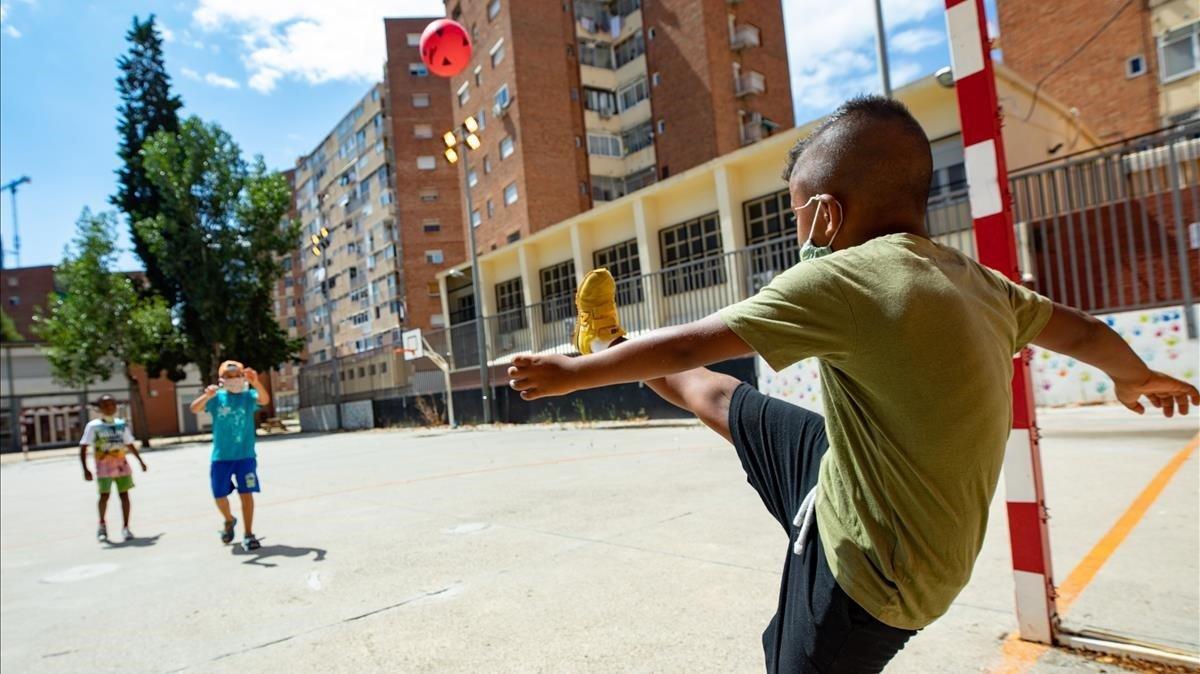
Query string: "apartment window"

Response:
xmin=417 ymin=156 xmax=437 ymax=170
xmin=423 ymin=220 xmax=441 ymax=233
xmin=617 ymin=78 xmax=649 ymax=111
xmin=412 ymin=93 xmax=430 ymax=108
xmin=483 ymin=154 xmax=492 ymax=173
xmin=539 ymin=260 xmax=577 ymax=323
xmin=490 ymin=38 xmax=506 ymax=67
xmin=506 ymin=231 xmax=520 ymax=243
xmin=504 ymin=181 xmax=519 ymax=205
xmin=621 ymin=121 xmax=654 ymax=154
xmin=500 ymin=135 xmax=515 ymax=159
xmin=578 ymin=40 xmax=614 ymax=69
xmin=625 ymin=166 xmax=656 ymax=192
xmin=1126 ymin=55 xmax=1146 ymax=78
xmin=425 ymin=250 xmax=444 ymax=264
xmin=474 ymin=65 xmax=483 ymax=87
xmin=614 ymin=31 xmax=645 ymax=67
xmin=659 ymin=213 xmax=725 ymax=296
xmin=477 ymin=107 xmax=487 ymax=129
xmin=420 ymin=188 xmax=439 ymax=202
xmin=407 ymin=33 xmax=421 ymax=47
xmin=486 ymin=198 xmax=495 ymax=217
xmin=647 ymin=27 xmax=656 ymax=40
xmin=488 ymin=0 xmax=501 ymax=20
xmin=652 ymin=72 xmax=661 ymax=87
xmin=471 ymin=209 xmax=482 ymax=227
xmin=584 ymin=87 xmax=617 ymax=115
xmin=495 ymin=277 xmax=526 ymax=332
xmin=657 ymin=119 xmax=666 ymax=135
xmin=457 ymin=81 xmax=471 ymax=107
xmin=409 ymin=63 xmax=429 ymax=77
xmin=494 ymin=84 xmax=511 ymax=109
xmin=427 ymin=281 xmax=440 ymax=296
xmin=587 ymin=133 xmax=622 ymax=157
xmin=593 ymin=238 xmax=643 ymax=304
xmin=413 ymin=123 xmax=434 ymax=139
xmin=467 ymin=169 xmax=479 ymax=186
xmin=1160 ymin=22 xmax=1199 ymax=81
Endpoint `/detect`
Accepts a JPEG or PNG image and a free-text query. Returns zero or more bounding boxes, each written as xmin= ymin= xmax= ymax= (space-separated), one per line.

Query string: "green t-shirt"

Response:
xmin=719 ymin=233 xmax=1053 ymax=630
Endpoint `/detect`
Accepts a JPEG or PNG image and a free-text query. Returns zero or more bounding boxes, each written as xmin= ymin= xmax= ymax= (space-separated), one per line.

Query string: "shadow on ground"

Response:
xmin=102 ymin=534 xmax=164 ymax=549
xmin=230 ymin=541 xmax=327 ymax=567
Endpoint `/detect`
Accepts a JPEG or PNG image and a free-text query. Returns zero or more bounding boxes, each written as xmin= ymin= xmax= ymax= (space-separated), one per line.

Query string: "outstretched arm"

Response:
xmin=190 ymin=385 xmax=218 ymax=414
xmin=1033 ymin=303 xmax=1198 ymax=416
xmin=508 ymin=314 xmax=753 ymax=400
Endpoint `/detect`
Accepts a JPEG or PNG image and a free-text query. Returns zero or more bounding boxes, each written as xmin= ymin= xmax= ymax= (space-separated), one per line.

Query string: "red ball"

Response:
xmin=419 ymin=19 xmax=473 ymax=78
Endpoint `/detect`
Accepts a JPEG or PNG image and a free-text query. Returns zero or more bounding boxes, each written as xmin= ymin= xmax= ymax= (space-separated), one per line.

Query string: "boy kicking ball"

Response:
xmin=190 ymin=360 xmax=270 ymax=551
xmin=509 ymin=96 xmax=1198 ymax=673
xmin=79 ymin=394 xmax=148 ymax=543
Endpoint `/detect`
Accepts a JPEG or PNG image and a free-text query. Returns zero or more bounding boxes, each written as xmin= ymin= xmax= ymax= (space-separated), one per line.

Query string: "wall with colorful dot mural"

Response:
xmin=757 ymin=306 xmax=1198 ymax=414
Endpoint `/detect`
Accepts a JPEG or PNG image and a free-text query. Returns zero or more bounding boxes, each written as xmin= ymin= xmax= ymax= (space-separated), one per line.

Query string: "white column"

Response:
xmin=714 ymin=164 xmax=748 ymax=302
xmin=518 ymin=244 xmax=543 ymax=351
xmin=633 ymin=197 xmax=664 ymax=330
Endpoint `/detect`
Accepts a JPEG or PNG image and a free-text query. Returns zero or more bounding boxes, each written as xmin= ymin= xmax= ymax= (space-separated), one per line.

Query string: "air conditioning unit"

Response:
xmin=493 ymin=102 xmax=507 ymax=119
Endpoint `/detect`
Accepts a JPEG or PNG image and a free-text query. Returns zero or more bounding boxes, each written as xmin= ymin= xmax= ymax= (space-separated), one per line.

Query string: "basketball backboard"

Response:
xmin=401 ymin=329 xmax=424 ymax=361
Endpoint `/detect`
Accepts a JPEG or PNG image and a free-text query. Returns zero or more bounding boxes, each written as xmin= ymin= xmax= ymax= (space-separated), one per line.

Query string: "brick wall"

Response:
xmin=0 ymin=265 xmax=55 ymax=340
xmin=385 ymin=18 xmax=466 ymax=329
xmin=998 ymin=0 xmax=1160 ymax=142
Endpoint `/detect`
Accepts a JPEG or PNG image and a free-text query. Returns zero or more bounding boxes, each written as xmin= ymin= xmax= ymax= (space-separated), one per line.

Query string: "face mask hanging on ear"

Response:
xmin=798 ymin=194 xmax=845 ymax=262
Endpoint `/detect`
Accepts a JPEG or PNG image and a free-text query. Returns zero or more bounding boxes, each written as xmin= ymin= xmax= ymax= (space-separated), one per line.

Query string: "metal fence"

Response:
xmin=300 ymin=123 xmax=1199 ymax=408
xmin=1010 ymin=123 xmax=1198 ymax=330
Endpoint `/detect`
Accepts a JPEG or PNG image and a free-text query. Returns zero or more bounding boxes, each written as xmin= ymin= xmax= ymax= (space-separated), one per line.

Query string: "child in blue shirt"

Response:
xmin=190 ymin=360 xmax=269 ymax=550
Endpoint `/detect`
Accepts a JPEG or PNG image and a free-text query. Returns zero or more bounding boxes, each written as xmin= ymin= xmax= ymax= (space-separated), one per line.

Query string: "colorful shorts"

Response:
xmin=210 ymin=457 xmax=260 ymax=498
xmin=97 ymin=475 xmax=134 ymax=494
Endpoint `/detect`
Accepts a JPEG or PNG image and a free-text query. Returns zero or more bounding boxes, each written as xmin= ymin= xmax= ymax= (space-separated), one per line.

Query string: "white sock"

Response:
xmin=590 ymin=337 xmax=613 ymax=353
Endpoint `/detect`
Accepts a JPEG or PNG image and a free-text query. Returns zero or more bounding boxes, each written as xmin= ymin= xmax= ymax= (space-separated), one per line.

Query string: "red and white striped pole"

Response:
xmin=943 ymin=0 xmax=1058 ymax=644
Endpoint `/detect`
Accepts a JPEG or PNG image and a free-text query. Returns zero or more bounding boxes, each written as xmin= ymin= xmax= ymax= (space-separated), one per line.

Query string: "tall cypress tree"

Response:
xmin=111 ymin=14 xmax=182 ymax=299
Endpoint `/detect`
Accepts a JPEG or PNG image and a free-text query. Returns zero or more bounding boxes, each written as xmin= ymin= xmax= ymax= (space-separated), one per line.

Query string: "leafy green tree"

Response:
xmin=112 ymin=15 xmax=182 ymax=299
xmin=34 ymin=210 xmax=180 ymax=444
xmin=1 ymin=309 xmax=21 ymax=342
xmin=137 ymin=117 xmax=302 ymax=383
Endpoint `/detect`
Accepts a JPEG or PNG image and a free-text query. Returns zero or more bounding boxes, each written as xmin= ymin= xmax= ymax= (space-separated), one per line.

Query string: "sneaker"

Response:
xmin=122 ymin=527 xmax=134 ymax=542
xmin=242 ymin=534 xmax=261 ymax=551
xmin=573 ymin=268 xmax=626 ymax=355
xmin=96 ymin=524 xmax=108 ymax=542
xmin=220 ymin=517 xmax=237 ymax=545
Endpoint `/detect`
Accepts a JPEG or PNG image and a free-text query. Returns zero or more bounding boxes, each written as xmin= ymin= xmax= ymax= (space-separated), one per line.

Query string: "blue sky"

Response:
xmin=0 ymin=0 xmax=983 ymax=271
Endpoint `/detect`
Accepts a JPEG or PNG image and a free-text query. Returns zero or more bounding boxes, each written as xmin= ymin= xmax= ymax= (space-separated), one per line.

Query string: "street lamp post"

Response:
xmin=1 ymin=175 xmax=31 ymax=270
xmin=871 ymin=0 xmax=892 ymax=98
xmin=442 ymin=117 xmax=493 ymax=424
xmin=310 ymin=225 xmax=343 ymax=430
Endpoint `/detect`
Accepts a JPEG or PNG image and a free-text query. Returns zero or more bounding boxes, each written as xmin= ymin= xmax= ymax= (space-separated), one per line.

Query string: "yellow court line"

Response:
xmin=991 ymin=433 xmax=1200 ymax=674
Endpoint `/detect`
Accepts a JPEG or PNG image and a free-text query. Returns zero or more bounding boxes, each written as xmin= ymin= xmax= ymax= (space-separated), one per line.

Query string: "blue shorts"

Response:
xmin=210 ymin=458 xmax=260 ymax=498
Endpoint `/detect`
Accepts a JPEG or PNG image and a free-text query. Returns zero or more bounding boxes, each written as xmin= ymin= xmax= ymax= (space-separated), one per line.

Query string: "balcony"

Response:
xmin=740 ymin=112 xmax=763 ymax=145
xmin=730 ymin=24 xmax=760 ymax=50
xmin=735 ymin=71 xmax=765 ymax=97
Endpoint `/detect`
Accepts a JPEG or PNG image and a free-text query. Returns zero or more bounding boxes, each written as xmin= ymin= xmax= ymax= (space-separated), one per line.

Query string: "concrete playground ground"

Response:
xmin=1 ymin=406 xmax=1196 ymax=673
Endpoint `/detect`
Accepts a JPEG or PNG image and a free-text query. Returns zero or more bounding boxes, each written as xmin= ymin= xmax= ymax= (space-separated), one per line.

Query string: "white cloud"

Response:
xmin=204 ymin=72 xmax=240 ymax=89
xmin=890 ymin=27 xmax=944 ymax=54
xmin=3 ymin=24 xmax=20 ymax=38
xmin=158 ymin=20 xmax=176 ymax=43
xmin=180 ymin=67 xmax=201 ymax=80
xmin=192 ymin=0 xmax=444 ymax=94
xmin=783 ymin=0 xmax=944 ymax=119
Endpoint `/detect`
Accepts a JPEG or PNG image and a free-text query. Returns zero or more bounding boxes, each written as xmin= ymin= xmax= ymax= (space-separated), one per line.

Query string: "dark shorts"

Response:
xmin=210 ymin=457 xmax=260 ymax=499
xmin=729 ymin=383 xmax=916 ymax=674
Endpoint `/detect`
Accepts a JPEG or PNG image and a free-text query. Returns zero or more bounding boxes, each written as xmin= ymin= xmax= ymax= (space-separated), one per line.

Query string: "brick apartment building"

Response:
xmin=384 ymin=18 xmax=467 ymax=332
xmin=437 ymin=0 xmax=792 ymax=323
xmin=269 ymin=169 xmax=308 ymax=415
xmin=999 ymin=0 xmax=1200 ymax=142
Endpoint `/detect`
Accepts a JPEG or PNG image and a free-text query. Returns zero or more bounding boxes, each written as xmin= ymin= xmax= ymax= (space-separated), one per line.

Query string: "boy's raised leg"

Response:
xmin=574 ymin=269 xmax=740 ymax=442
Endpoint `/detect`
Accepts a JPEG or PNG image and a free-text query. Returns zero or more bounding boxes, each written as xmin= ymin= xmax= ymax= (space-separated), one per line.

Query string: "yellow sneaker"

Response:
xmin=573 ymin=268 xmax=627 ymax=355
